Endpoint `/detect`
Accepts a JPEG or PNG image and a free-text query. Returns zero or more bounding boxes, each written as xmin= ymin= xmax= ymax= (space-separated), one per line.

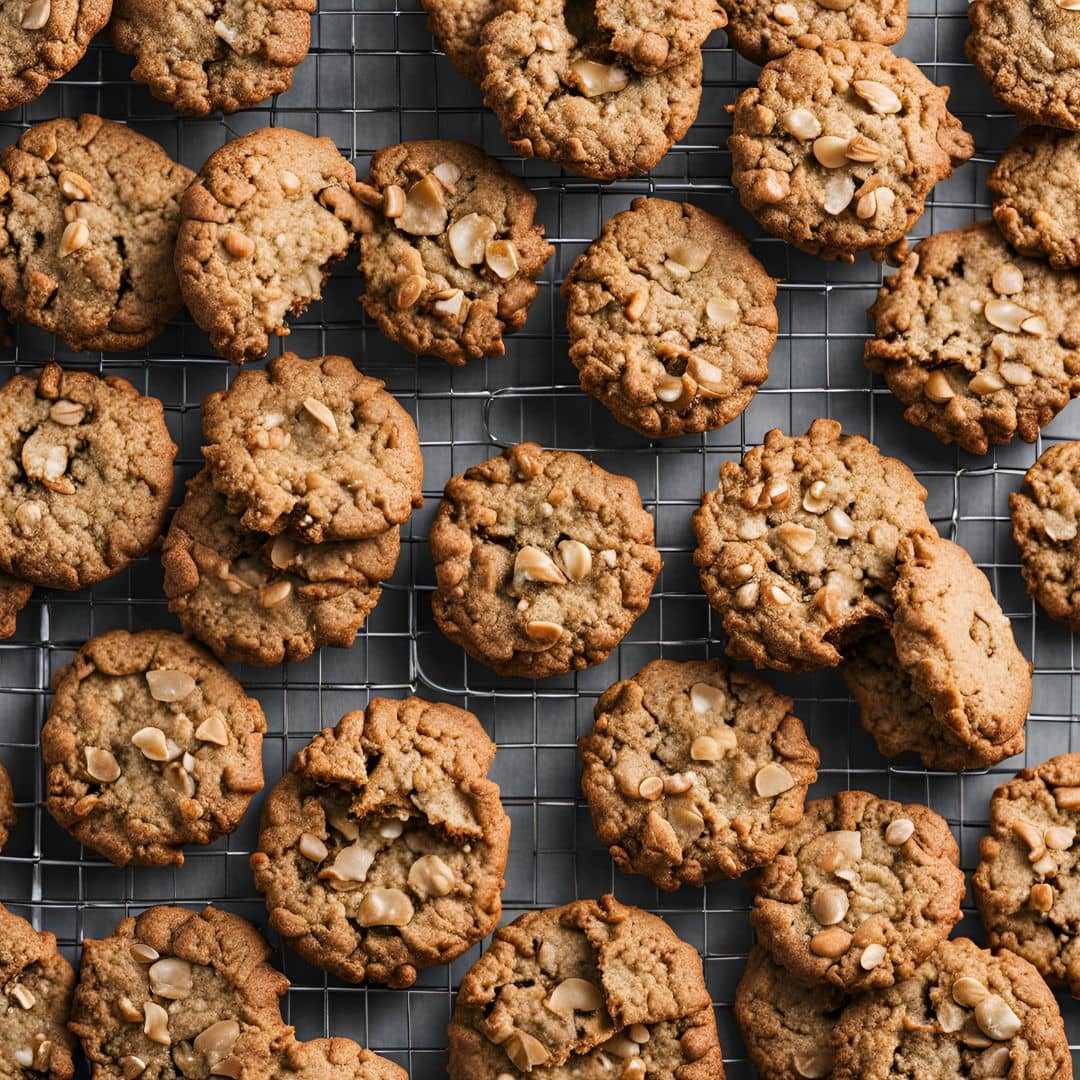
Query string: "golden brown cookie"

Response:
xmin=0 ymin=760 xmax=14 ymax=852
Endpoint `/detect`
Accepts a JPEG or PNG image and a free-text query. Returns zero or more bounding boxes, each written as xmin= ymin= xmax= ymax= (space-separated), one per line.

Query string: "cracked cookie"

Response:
xmin=865 ymin=222 xmax=1080 ymax=454
xmin=110 ymin=0 xmax=314 ymax=116
xmin=201 ymin=353 xmax=423 ymax=541
xmin=0 ymin=903 xmax=77 ymax=1080
xmin=357 ymin=140 xmax=552 ymax=365
xmin=430 ymin=442 xmax=663 ymax=679
xmin=562 ymin=197 xmax=777 ymax=439
xmin=0 ymin=362 xmax=176 ymax=591
xmin=70 ymin=906 xmax=293 ymax=1080
xmin=751 ymin=790 xmax=965 ymax=993
xmin=692 ymin=418 xmax=932 ymax=672
xmin=0 ymin=761 xmax=14 ymax=852
xmin=478 ymin=0 xmax=704 ymax=180
xmin=447 ymin=895 xmax=725 ymax=1078
xmin=729 ymin=42 xmax=973 ymax=263
xmin=41 ymin=629 xmax=266 ymax=867
xmin=274 ymin=1038 xmax=407 ymax=1080
xmin=828 ymin=937 xmax=1071 ymax=1078
xmin=0 ymin=114 xmax=194 ymax=353
xmin=579 ymin=658 xmax=819 ymax=890
xmin=175 ymin=127 xmax=370 ymax=364
xmin=251 ymin=697 xmax=510 ymax=988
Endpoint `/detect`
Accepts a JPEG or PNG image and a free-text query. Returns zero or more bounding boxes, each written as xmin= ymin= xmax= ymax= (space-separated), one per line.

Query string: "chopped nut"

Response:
xmin=983 ymin=297 xmax=1031 ymax=333
xmin=48 ymin=399 xmax=85 ymax=427
xmin=358 ymin=887 xmax=415 ymax=927
xmin=1021 ymin=314 xmax=1048 ymax=337
xmin=952 ymin=975 xmax=989 ymax=1007
xmin=397 ymin=174 xmax=447 ymax=235
xmin=992 ymin=263 xmax=1024 ymax=295
xmin=448 ymin=212 xmax=496 ymax=267
xmin=1054 ymin=786 xmax=1080 ymax=810
xmin=131 ymin=726 xmax=179 ymax=763
xmin=924 ymin=369 xmax=955 ymax=403
xmin=382 ymin=184 xmax=405 ymax=218
xmin=22 ymin=437 xmax=73 ymax=494
xmin=803 ymin=479 xmax=829 ymax=513
xmin=764 ymin=583 xmax=792 ymax=605
xmin=514 ymin=545 xmax=566 ymax=585
xmin=319 ymin=841 xmax=374 ymax=887
xmin=885 ymin=818 xmax=914 ymax=845
xmin=12 ymin=1049 xmax=33 ymax=1069
xmin=1032 ymin=853 xmax=1056 ymax=876
xmin=505 ymin=1030 xmax=551 ymax=1070
xmin=214 ymin=18 xmax=240 ymax=44
xmin=280 ymin=170 xmax=301 ymax=195
xmin=810 ymin=926 xmax=852 ymax=958
xmin=58 ymin=218 xmax=90 ymax=257
xmin=223 ymin=231 xmax=255 ymax=258
xmin=812 ymin=135 xmax=850 ymax=168
xmin=623 ymin=1058 xmax=647 ymax=1080
xmin=548 ymin=977 xmax=603 ymax=1013
xmin=524 ymin=620 xmax=563 ymax=646
xmin=130 ymin=943 xmax=159 ymax=963
xmin=85 ymin=746 xmax=120 ymax=783
xmin=968 ymin=370 xmax=1005 ymax=395
xmin=824 ymin=506 xmax=854 ymax=539
xmin=194 ymin=1019 xmax=240 ymax=1062
xmin=793 ymin=1050 xmax=833 ymax=1079
xmin=846 ymin=134 xmax=884 ymax=162
xmin=737 ymin=516 xmax=767 ymax=540
xmin=668 ymin=241 xmax=711 ymax=272
xmin=120 ymin=1056 xmax=147 ymax=1079
xmin=999 ymin=361 xmax=1032 ymax=386
xmin=570 ymin=58 xmax=628 ymax=96
xmin=299 ymin=832 xmax=328 ymax=862
xmin=485 ymin=239 xmax=519 ymax=279
xmin=855 ymin=190 xmax=878 ymax=220
xmin=690 ymin=682 xmax=726 ymax=714
xmin=736 ymin=581 xmax=759 ymax=608
xmin=663 ymin=772 xmax=695 ymax=795
xmin=1012 ymin=818 xmax=1045 ymax=856
xmin=15 ymin=501 xmax=42 ymax=535
xmin=1029 ymin=882 xmax=1054 ymax=912
xmin=302 ymin=396 xmax=338 ymax=435
xmin=117 ymin=995 xmax=143 ymax=1023
xmin=1044 ymin=825 xmax=1075 ymax=849
xmin=149 ymin=957 xmax=193 ymax=1000
xmin=394 ymin=274 xmax=426 ymax=309
xmin=638 ymin=776 xmax=663 ymax=800
xmin=195 ymin=713 xmax=229 ymax=746
xmin=259 ymin=579 xmax=293 ymax=609
xmin=10 ymin=983 xmax=35 ymax=1009
xmin=852 ymin=79 xmax=902 ymax=114
xmin=811 ymin=886 xmax=849 ymax=925
xmin=776 ymin=521 xmax=817 ymax=555
xmin=706 ymin=294 xmax=740 ymax=328
xmin=823 ymin=173 xmax=855 ymax=215
xmin=145 ymin=669 xmax=195 ymax=703
xmin=143 ymin=1001 xmax=171 ymax=1046
xmin=432 ymin=288 xmax=466 ymax=320
xmin=625 ymin=288 xmax=648 ymax=322
xmin=974 ymin=995 xmax=1021 ymax=1042
xmin=210 ymin=1058 xmax=244 ymax=1078
xmin=408 ymin=853 xmax=455 ymax=899
xmin=772 ymin=2 xmax=798 ymax=22
xmin=432 ymin=161 xmax=461 ymax=192
xmin=628 ymin=1025 xmax=650 ymax=1044
xmin=537 ymin=941 xmax=558 ymax=974
xmin=21 ymin=0 xmax=51 ymax=29
xmin=782 ymin=108 xmax=821 ymax=140
xmin=754 ymin=762 xmax=794 ymax=797
xmin=557 ymin=539 xmax=592 ymax=581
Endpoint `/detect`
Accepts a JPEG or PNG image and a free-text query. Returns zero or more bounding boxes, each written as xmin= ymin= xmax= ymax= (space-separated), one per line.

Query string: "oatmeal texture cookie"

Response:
xmin=579 ymin=658 xmax=819 ymax=890
xmin=751 ymin=790 xmax=965 ymax=993
xmin=0 ymin=362 xmax=176 ymax=591
xmin=0 ymin=761 xmax=14 ymax=852
xmin=478 ymin=0 xmax=704 ymax=180
xmin=692 ymin=418 xmax=932 ymax=672
xmin=562 ymin=197 xmax=778 ymax=439
xmin=201 ymin=353 xmax=423 ymax=541
xmin=252 ymin=698 xmax=510 ymax=988
xmin=729 ymin=42 xmax=973 ymax=263
xmin=447 ymin=895 xmax=725 ymax=1078
xmin=829 ymin=937 xmax=1072 ymax=1079
xmin=420 ymin=0 xmax=501 ymax=82
xmin=430 ymin=442 xmax=663 ymax=679
xmin=0 ymin=903 xmax=77 ymax=1080
xmin=866 ymin=222 xmax=1080 ymax=454
xmin=70 ymin=906 xmax=293 ymax=1080
xmin=176 ymin=127 xmax=370 ymax=363
xmin=42 ymin=629 xmax=266 ymax=867
xmin=110 ymin=0 xmax=314 ymax=116
xmin=357 ymin=140 xmax=552 ymax=365
xmin=274 ymin=1038 xmax=407 ymax=1080
xmin=0 ymin=114 xmax=194 ymax=353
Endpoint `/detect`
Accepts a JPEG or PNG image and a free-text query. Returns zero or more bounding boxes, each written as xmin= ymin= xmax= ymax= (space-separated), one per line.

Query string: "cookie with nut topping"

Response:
xmin=0 ymin=114 xmax=194 ymax=353
xmin=729 ymin=42 xmax=973 ymax=263
xmin=447 ymin=894 xmax=725 ymax=1078
xmin=579 ymin=658 xmax=819 ymax=890
xmin=751 ymin=790 xmax=965 ymax=993
xmin=252 ymin=697 xmax=510 ymax=988
xmin=274 ymin=1038 xmax=407 ymax=1080
xmin=41 ymin=629 xmax=266 ymax=867
xmin=0 ymin=760 xmax=14 ymax=852
xmin=866 ymin=222 xmax=1080 ymax=454
xmin=357 ymin=140 xmax=552 ymax=365
xmin=430 ymin=441 xmax=663 ymax=679
xmin=562 ymin=197 xmax=778 ymax=439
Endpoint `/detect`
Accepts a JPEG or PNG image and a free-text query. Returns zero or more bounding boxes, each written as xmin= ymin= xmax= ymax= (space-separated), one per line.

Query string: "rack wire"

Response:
xmin=0 ymin=0 xmax=1078 ymax=1074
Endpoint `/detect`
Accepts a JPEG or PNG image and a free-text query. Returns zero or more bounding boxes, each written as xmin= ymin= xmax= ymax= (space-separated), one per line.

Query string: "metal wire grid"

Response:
xmin=0 ymin=0 xmax=1078 ymax=1075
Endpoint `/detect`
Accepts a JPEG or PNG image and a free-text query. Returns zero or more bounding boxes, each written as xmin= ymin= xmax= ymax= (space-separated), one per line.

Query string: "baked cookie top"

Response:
xmin=865 ymin=222 xmax=1080 ymax=455
xmin=201 ymin=353 xmax=423 ymax=541
xmin=0 ymin=362 xmax=177 ymax=591
xmin=562 ymin=197 xmax=778 ymax=439
xmin=0 ymin=760 xmax=14 ymax=853
xmin=0 ymin=573 xmax=32 ymax=642
xmin=162 ymin=470 xmax=400 ymax=668
xmin=274 ymin=1038 xmax=408 ymax=1080
xmin=750 ymin=790 xmax=965 ymax=993
xmin=41 ymin=630 xmax=266 ymax=868
xmin=356 ymin=140 xmax=552 ymax=366
xmin=479 ymin=0 xmax=703 ymax=180
xmin=252 ymin=698 xmax=510 ymax=988
xmin=579 ymin=658 xmax=819 ymax=889
xmin=729 ymin=42 xmax=973 ymax=263
xmin=420 ymin=0 xmax=500 ymax=82
xmin=0 ymin=114 xmax=194 ymax=353
xmin=828 ymin=937 xmax=1071 ymax=1079
xmin=110 ymin=0 xmax=314 ymax=116
xmin=70 ymin=906 xmax=293 ymax=1079
xmin=175 ymin=127 xmax=370 ymax=363
xmin=692 ymin=418 xmax=931 ymax=672
xmin=430 ymin=442 xmax=663 ymax=679
xmin=447 ymin=895 xmax=725 ymax=1078
xmin=0 ymin=902 xmax=77 ymax=1080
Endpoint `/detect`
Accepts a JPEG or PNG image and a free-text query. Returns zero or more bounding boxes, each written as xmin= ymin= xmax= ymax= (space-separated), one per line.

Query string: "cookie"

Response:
xmin=70 ymin=906 xmax=294 ymax=1079
xmin=579 ymin=658 xmax=819 ymax=890
xmin=729 ymin=42 xmax=973 ymax=263
xmin=0 ymin=114 xmax=194 ymax=353
xmin=865 ymin=222 xmax=1080 ymax=454
xmin=430 ymin=442 xmax=663 ymax=679
xmin=251 ymin=697 xmax=510 ymax=988
xmin=0 ymin=362 xmax=176 ymax=592
xmin=734 ymin=946 xmax=847 ymax=1080
xmin=41 ymin=629 xmax=266 ymax=867
xmin=989 ymin=127 xmax=1080 ymax=269
xmin=0 ymin=573 xmax=32 ymax=640
xmin=751 ymin=790 xmax=965 ymax=993
xmin=110 ymin=0 xmax=314 ymax=116
xmin=692 ymin=418 xmax=932 ymax=672
xmin=562 ymin=197 xmax=778 ymax=439
xmin=201 ymin=353 xmax=423 ymax=541
xmin=0 ymin=0 xmax=110 ymax=113
xmin=828 ymin=937 xmax=1072 ymax=1078
xmin=974 ymin=754 xmax=1080 ymax=997
xmin=357 ymin=139 xmax=552 ymax=365
xmin=478 ymin=0 xmax=704 ymax=181
xmin=162 ymin=470 xmax=401 ymax=667
xmin=420 ymin=0 xmax=500 ymax=82
xmin=447 ymin=894 xmax=725 ymax=1078
xmin=0 ymin=761 xmax=14 ymax=852
xmin=274 ymin=1038 xmax=407 ymax=1080
xmin=0 ymin=903 xmax=77 ymax=1080
xmin=175 ymin=127 xmax=370 ymax=363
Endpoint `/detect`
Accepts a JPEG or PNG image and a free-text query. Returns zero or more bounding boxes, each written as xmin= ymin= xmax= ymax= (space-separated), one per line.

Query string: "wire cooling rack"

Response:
xmin=1 ymin=0 xmax=1079 ymax=1075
